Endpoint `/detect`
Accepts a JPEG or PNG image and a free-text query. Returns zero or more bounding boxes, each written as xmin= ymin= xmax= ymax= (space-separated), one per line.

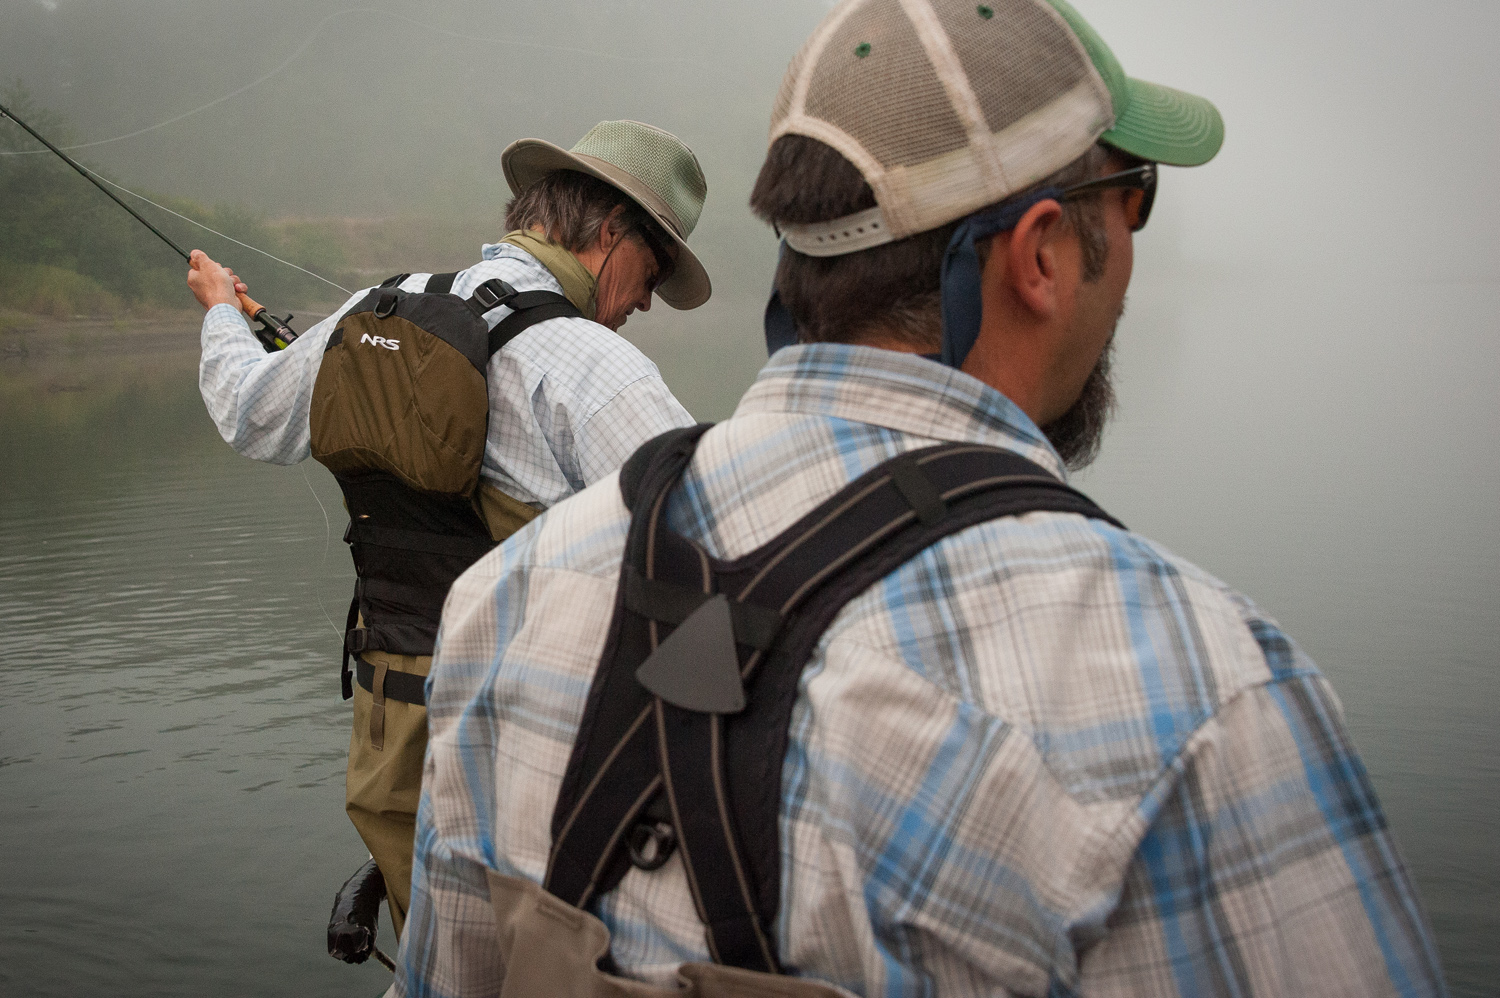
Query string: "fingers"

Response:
xmin=186 ymin=250 xmax=242 ymax=313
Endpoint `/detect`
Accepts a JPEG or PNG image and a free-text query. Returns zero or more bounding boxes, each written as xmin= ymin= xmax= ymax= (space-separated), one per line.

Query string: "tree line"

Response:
xmin=1 ymin=84 xmax=355 ymax=318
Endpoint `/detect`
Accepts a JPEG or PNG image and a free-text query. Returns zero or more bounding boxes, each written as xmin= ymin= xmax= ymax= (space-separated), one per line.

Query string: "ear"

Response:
xmin=990 ymin=198 xmax=1068 ymax=320
xmin=597 ymin=204 xmax=630 ymax=252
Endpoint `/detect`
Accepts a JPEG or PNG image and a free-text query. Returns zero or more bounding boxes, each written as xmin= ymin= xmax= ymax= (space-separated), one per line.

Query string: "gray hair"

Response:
xmin=504 ymin=170 xmax=661 ymax=253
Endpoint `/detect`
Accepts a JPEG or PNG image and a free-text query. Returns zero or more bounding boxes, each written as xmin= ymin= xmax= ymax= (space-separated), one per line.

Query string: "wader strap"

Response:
xmin=424 ymin=271 xmax=457 ymax=295
xmin=355 ymin=657 xmax=428 ymax=706
xmin=341 ymin=593 xmax=360 ymax=700
xmin=369 ymin=659 xmax=388 ymax=750
xmin=548 ymin=432 xmax=1122 ymax=975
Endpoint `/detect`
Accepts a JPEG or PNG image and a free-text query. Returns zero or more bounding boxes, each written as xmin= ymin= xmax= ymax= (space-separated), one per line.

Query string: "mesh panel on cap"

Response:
xmin=935 ymin=0 xmax=1089 ymax=136
xmin=803 ymin=0 xmax=969 ymax=170
xmin=770 ymin=45 xmax=806 ymax=127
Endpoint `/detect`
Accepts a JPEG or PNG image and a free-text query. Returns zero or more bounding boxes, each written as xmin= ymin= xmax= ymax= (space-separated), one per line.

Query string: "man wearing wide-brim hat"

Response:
xmin=186 ymin=119 xmax=709 ymax=937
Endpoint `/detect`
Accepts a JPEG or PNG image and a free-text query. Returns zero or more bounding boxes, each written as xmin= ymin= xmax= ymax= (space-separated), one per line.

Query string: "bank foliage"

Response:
xmin=0 ymin=85 xmax=353 ymax=317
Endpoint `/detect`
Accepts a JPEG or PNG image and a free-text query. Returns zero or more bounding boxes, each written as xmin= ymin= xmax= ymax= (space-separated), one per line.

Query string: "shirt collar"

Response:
xmin=734 ymin=343 xmax=1068 ymax=481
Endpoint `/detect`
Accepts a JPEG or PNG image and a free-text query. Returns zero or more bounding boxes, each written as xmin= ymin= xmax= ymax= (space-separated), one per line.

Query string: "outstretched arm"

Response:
xmin=192 ymin=249 xmax=362 ymax=465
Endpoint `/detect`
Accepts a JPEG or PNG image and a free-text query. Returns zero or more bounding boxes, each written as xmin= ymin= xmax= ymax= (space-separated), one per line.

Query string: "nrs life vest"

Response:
xmin=533 ymin=425 xmax=1122 ymax=985
xmin=309 ymin=271 xmax=581 ymax=701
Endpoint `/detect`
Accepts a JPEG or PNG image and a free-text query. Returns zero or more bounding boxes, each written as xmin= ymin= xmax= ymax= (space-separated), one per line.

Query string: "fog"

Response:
xmin=3 ymin=0 xmax=1497 ymax=993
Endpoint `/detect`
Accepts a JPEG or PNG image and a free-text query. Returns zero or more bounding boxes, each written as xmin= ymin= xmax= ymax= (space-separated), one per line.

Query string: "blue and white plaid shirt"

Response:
xmin=198 ymin=242 xmax=693 ymax=506
xmin=400 ymin=344 xmax=1446 ymax=997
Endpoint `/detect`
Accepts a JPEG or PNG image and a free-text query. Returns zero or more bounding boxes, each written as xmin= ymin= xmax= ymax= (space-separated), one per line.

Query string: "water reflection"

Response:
xmin=1 ymin=320 xmax=389 ymax=997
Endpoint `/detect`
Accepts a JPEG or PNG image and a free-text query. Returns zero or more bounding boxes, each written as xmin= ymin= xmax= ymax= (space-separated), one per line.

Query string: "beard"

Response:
xmin=1041 ymin=334 xmax=1116 ymax=471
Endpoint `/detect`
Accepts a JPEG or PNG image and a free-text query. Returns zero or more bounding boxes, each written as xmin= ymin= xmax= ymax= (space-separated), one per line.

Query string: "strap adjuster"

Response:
xmin=470 ymin=279 xmax=518 ymax=313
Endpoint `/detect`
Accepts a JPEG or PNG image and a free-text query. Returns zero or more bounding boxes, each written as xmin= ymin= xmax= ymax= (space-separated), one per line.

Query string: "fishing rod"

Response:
xmin=0 ymin=100 xmax=299 ymax=352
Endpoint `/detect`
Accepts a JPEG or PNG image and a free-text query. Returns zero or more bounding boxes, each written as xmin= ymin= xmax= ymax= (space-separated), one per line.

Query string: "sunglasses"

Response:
xmin=634 ymin=224 xmax=677 ymax=295
xmin=1059 ymin=163 xmax=1157 ymax=232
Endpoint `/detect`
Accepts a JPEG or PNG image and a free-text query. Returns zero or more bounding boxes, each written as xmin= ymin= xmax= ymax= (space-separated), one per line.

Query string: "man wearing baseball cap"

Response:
xmin=188 ymin=120 xmax=708 ymax=938
xmin=397 ymin=2 xmax=1445 ymax=995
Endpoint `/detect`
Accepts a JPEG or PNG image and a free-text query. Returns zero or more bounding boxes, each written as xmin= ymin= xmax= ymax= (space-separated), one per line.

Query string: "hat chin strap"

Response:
xmin=938 ymin=187 xmax=1061 ymax=370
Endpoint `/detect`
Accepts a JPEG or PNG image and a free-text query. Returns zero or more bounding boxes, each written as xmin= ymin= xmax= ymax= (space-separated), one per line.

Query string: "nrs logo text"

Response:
xmin=361 ymin=333 xmax=400 ymax=351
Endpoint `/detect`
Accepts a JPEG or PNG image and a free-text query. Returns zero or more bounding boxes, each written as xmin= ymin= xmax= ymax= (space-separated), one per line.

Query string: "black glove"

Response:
xmin=327 ymin=857 xmax=387 ymax=964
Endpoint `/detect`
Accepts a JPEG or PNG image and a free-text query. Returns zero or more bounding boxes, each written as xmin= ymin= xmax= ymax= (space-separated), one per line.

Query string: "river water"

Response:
xmin=0 ymin=296 xmax=1495 ymax=996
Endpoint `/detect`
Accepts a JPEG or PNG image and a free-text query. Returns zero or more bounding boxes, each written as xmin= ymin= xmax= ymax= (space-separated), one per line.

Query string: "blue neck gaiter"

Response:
xmin=938 ymin=187 xmax=1061 ymax=369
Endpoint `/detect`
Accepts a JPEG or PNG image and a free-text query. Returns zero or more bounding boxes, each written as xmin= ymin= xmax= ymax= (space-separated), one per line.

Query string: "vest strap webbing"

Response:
xmin=546 ymin=428 xmax=1124 ymax=975
xmin=488 ymin=294 xmax=582 ymax=356
xmin=424 ymin=271 xmax=457 ymax=295
xmin=355 ymin=657 xmax=428 ymax=706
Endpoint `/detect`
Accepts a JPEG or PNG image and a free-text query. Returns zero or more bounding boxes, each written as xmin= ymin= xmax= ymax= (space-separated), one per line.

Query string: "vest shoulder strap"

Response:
xmin=487 ymin=290 xmax=584 ymax=358
xmin=547 ymin=430 xmax=1123 ymax=974
xmin=424 ymin=271 xmax=457 ymax=294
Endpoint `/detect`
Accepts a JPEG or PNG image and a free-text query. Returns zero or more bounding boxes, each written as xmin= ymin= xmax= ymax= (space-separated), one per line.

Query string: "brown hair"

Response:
xmin=505 ymin=169 xmax=666 ymax=254
xmin=749 ymin=135 xmax=1110 ymax=350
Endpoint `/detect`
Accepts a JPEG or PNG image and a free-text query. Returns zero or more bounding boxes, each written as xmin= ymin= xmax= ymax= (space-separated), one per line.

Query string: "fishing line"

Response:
xmin=0 ymin=5 xmax=714 ymax=159
xmin=301 ymin=462 xmax=345 ymax=642
xmin=84 ymin=168 xmax=354 ymax=296
xmin=0 ymin=100 xmax=352 ymax=296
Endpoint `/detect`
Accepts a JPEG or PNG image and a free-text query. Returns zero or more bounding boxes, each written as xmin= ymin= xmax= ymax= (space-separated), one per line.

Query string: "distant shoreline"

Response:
xmin=0 ymin=308 xmax=336 ymax=361
xmin=1 ymin=312 xmax=201 ymax=359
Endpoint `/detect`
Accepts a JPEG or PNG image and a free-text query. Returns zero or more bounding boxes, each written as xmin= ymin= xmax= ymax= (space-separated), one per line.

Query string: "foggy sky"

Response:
xmin=6 ymin=0 xmax=1496 ymax=290
xmin=3 ymin=0 xmax=1497 ymax=517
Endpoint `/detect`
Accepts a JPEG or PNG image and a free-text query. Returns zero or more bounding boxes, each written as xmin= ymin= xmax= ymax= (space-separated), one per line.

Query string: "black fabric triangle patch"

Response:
xmin=634 ymin=594 xmax=746 ymax=714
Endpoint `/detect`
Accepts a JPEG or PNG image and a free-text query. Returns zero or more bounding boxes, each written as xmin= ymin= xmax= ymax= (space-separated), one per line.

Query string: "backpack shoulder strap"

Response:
xmin=465 ymin=277 xmax=585 ymax=359
xmin=619 ymin=424 xmax=715 ymax=512
xmin=423 ymin=271 xmax=457 ymax=294
xmin=546 ymin=439 xmax=1123 ymax=975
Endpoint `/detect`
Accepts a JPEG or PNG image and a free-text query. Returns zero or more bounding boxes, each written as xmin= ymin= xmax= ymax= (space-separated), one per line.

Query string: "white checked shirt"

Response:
xmin=198 ymin=242 xmax=694 ymax=506
xmin=400 ymin=344 xmax=1445 ymax=998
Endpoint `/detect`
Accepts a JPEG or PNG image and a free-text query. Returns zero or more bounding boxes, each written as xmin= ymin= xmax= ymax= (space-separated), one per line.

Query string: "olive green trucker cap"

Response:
xmin=771 ymin=0 xmax=1224 ymax=256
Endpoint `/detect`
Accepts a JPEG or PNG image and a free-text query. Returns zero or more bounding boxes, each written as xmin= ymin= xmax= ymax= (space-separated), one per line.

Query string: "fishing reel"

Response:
xmin=242 ymin=295 xmax=300 ymax=352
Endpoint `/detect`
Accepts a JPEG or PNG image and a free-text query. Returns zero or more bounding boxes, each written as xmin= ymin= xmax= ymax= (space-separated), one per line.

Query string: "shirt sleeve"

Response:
xmin=197 ymin=292 xmax=362 ymax=465
xmin=1079 ymin=665 xmax=1448 ymax=996
xmin=574 ymin=374 xmax=696 ymax=487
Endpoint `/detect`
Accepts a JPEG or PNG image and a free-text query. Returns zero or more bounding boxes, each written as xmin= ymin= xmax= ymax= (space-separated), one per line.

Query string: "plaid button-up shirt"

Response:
xmin=198 ymin=242 xmax=693 ymax=506
xmin=399 ymin=344 xmax=1445 ymax=997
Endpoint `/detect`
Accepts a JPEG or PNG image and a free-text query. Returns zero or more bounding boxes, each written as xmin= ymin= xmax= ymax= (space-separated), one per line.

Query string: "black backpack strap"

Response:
xmin=486 ymin=291 xmax=583 ymax=357
xmin=620 ymin=424 xmax=715 ymax=512
xmin=423 ymin=271 xmax=457 ymax=294
xmin=379 ymin=272 xmax=411 ymax=289
xmin=547 ymin=437 xmax=1122 ymax=974
xmin=455 ymin=278 xmax=585 ymax=357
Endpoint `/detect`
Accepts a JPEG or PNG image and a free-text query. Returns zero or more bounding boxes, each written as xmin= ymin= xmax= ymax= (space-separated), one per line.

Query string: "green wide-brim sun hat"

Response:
xmin=502 ymin=120 xmax=711 ymax=310
xmin=1047 ymin=0 xmax=1224 ymax=167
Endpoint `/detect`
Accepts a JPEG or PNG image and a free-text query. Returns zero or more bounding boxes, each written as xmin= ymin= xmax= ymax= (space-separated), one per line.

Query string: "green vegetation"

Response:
xmin=1 ymin=86 xmax=343 ymax=318
xmin=1 ymin=84 xmax=511 ymax=321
